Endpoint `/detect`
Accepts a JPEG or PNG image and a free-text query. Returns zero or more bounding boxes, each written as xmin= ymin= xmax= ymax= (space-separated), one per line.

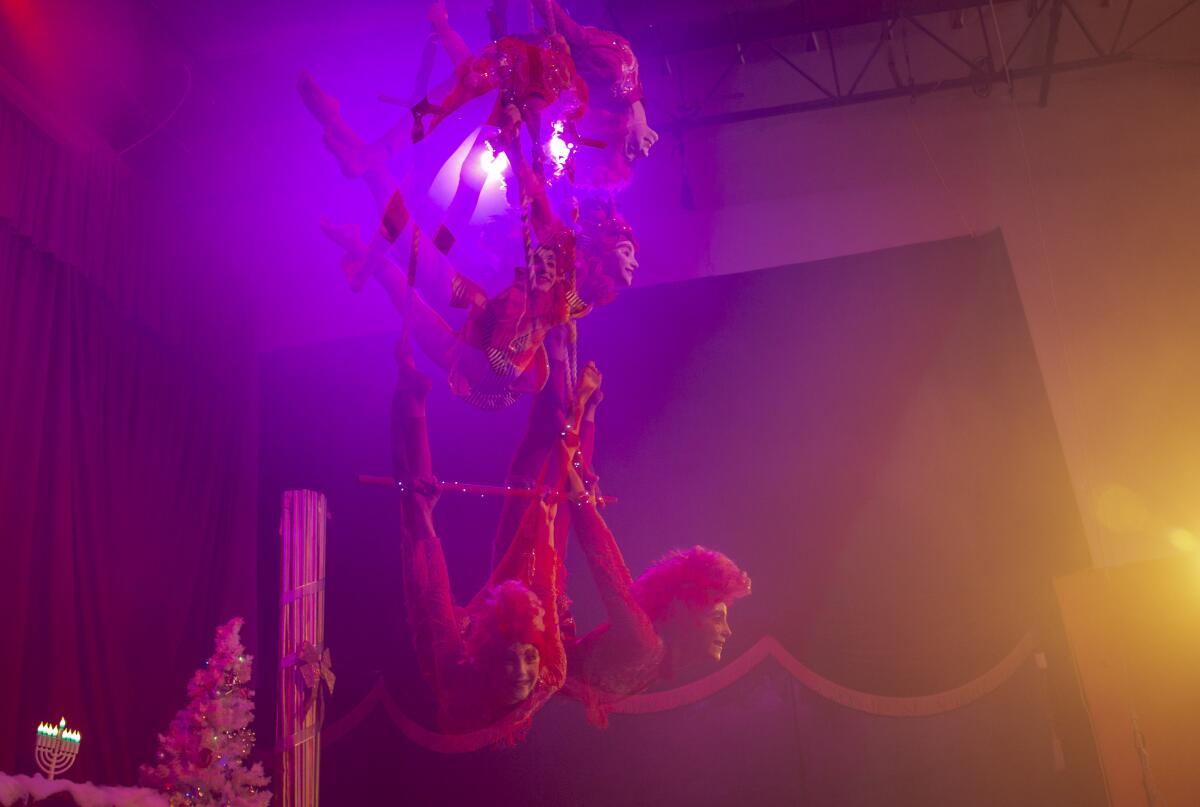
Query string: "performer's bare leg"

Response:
xmin=297 ymin=70 xmax=410 ymax=198
xmin=428 ymin=0 xmax=471 ymax=67
xmin=320 ymin=221 xmax=456 ymax=370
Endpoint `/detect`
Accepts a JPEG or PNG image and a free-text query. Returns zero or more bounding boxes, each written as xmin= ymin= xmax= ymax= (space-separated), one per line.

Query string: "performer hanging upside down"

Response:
xmin=515 ymin=152 xmax=639 ymax=307
xmin=490 ymin=343 xmax=605 ymax=646
xmin=299 ymin=66 xmax=635 ymax=408
xmin=299 ymin=88 xmax=637 ymax=407
xmin=319 ymin=184 xmax=587 ymax=409
xmin=533 ymin=0 xmax=658 ymax=188
xmin=391 ymin=344 xmax=569 ymax=738
xmin=559 ymin=391 xmax=752 ymax=726
xmin=413 ymin=0 xmax=587 ymax=154
xmin=298 ymin=70 xmax=582 ymax=407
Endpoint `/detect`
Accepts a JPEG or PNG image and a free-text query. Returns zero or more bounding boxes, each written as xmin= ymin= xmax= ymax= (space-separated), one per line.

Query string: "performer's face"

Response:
xmin=489 ymin=641 xmax=541 ymax=705
xmin=664 ymin=601 xmax=733 ymax=664
xmin=696 ymin=602 xmax=732 ymax=662
xmin=532 ymin=246 xmax=559 ymax=292
xmin=625 ymin=120 xmax=659 ymax=161
xmin=606 ymin=240 xmax=637 ymax=288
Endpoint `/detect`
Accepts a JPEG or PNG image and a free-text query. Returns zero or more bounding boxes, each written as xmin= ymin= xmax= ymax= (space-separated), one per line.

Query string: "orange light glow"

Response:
xmin=1168 ymin=527 xmax=1198 ymax=553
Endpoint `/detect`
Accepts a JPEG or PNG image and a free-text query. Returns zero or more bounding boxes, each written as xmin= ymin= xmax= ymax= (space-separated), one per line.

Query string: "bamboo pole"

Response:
xmin=277 ymin=490 xmax=328 ymax=807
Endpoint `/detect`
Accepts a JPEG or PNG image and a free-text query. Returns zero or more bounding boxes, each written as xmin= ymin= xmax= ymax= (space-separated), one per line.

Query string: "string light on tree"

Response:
xmin=139 ymin=618 xmax=270 ymax=807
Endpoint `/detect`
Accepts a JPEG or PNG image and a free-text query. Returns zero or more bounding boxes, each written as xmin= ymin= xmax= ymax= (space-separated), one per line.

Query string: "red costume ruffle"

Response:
xmin=428 ymin=34 xmax=587 ymax=137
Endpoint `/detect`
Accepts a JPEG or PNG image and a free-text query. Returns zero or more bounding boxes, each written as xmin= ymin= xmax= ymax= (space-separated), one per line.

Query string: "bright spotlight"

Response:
xmin=480 ymin=141 xmax=510 ymax=183
xmin=546 ymin=120 xmax=574 ymax=179
xmin=1168 ymin=528 xmax=1198 ymax=553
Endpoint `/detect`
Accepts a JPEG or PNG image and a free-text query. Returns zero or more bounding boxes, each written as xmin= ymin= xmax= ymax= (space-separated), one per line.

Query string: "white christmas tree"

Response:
xmin=140 ymin=618 xmax=271 ymax=807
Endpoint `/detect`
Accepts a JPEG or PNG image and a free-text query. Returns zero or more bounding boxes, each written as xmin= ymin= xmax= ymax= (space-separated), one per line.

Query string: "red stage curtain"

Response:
xmin=0 ymin=95 xmax=256 ymax=784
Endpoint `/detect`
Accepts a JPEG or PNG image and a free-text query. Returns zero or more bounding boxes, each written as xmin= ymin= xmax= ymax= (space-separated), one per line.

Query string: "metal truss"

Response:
xmin=653 ymin=0 xmax=1198 ymax=132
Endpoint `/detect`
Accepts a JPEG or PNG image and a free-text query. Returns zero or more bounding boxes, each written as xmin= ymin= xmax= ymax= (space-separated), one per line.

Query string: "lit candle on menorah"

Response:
xmin=35 ymin=717 xmax=81 ymax=780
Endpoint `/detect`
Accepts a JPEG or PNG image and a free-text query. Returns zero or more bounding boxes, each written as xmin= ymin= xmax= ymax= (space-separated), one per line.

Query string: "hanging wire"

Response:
xmin=898 ymin=14 xmax=976 ymax=238
xmin=119 ymin=62 xmax=192 ymax=156
xmin=985 ymin=0 xmax=1100 ymax=561
xmin=906 ymin=110 xmax=976 ymax=238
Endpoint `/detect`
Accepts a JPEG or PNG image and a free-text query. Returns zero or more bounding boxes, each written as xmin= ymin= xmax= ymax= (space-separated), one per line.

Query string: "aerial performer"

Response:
xmin=533 ymin=0 xmax=659 ymax=189
xmin=298 ymin=2 xmax=641 ymax=414
xmin=480 ymin=163 xmax=637 ymax=584
xmin=298 ymin=93 xmax=638 ymax=409
xmin=391 ymin=340 xmax=571 ymax=738
xmin=299 ymin=56 xmax=584 ymax=408
xmin=412 ymin=0 xmax=587 ymax=163
xmin=559 ymin=389 xmax=753 ymax=726
xmin=490 ymin=370 xmax=751 ymax=723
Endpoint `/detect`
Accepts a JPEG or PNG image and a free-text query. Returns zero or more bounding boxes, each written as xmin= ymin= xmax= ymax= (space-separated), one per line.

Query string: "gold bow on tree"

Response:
xmin=295 ymin=641 xmax=335 ymax=721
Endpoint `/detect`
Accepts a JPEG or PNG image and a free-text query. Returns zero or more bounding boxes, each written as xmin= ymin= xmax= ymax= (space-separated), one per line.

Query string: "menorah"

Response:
xmin=35 ymin=717 xmax=81 ymax=780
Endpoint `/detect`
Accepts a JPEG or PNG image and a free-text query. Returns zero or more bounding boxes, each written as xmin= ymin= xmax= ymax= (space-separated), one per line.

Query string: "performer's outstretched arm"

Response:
xmin=393 ymin=355 xmax=465 ymax=690
xmin=427 ymin=0 xmax=472 ymax=67
xmin=570 ymin=501 xmax=660 ymax=674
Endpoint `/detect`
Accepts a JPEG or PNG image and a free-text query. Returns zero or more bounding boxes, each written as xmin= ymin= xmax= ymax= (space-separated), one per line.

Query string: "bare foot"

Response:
xmin=319 ymin=219 xmax=372 ymax=291
xmin=298 ymin=72 xmax=373 ymax=177
xmin=322 ymin=127 xmax=370 ymax=179
xmin=576 ymin=361 xmax=603 ymax=406
xmin=584 ymin=387 xmax=604 ymax=415
xmin=297 ymin=70 xmax=339 ymax=125
xmin=393 ymin=341 xmax=434 ymax=404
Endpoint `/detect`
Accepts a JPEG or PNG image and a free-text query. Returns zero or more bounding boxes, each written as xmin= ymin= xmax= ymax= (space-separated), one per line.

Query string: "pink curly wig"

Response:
xmin=631 ymin=546 xmax=751 ymax=624
xmin=574 ymin=196 xmax=637 ymax=307
xmin=464 ymin=580 xmax=547 ymax=660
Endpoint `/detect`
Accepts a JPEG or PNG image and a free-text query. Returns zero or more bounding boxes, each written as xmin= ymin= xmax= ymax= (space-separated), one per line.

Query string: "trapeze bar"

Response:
xmin=357 ymin=474 xmax=618 ymax=505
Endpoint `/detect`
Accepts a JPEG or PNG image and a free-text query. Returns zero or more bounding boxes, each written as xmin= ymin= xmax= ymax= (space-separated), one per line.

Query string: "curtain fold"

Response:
xmin=1 ymin=94 xmax=256 ymax=784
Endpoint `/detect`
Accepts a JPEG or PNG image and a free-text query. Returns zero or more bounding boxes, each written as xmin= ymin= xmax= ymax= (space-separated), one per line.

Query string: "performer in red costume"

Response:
xmin=317 ymin=181 xmax=587 ymax=409
xmin=299 ymin=92 xmax=636 ymax=408
xmin=490 ymin=340 xmax=604 ymax=648
xmin=516 ymin=153 xmax=639 ymax=308
xmin=491 ymin=367 xmax=750 ymax=727
xmin=298 ymin=67 xmax=579 ymax=408
xmin=561 ymin=392 xmax=752 ymax=726
xmin=534 ymin=0 xmax=658 ymax=189
xmin=485 ymin=162 xmax=638 ymax=567
xmin=391 ymin=344 xmax=568 ymax=738
xmin=413 ymin=0 xmax=587 ymax=150
xmin=566 ymin=515 xmax=752 ymax=726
